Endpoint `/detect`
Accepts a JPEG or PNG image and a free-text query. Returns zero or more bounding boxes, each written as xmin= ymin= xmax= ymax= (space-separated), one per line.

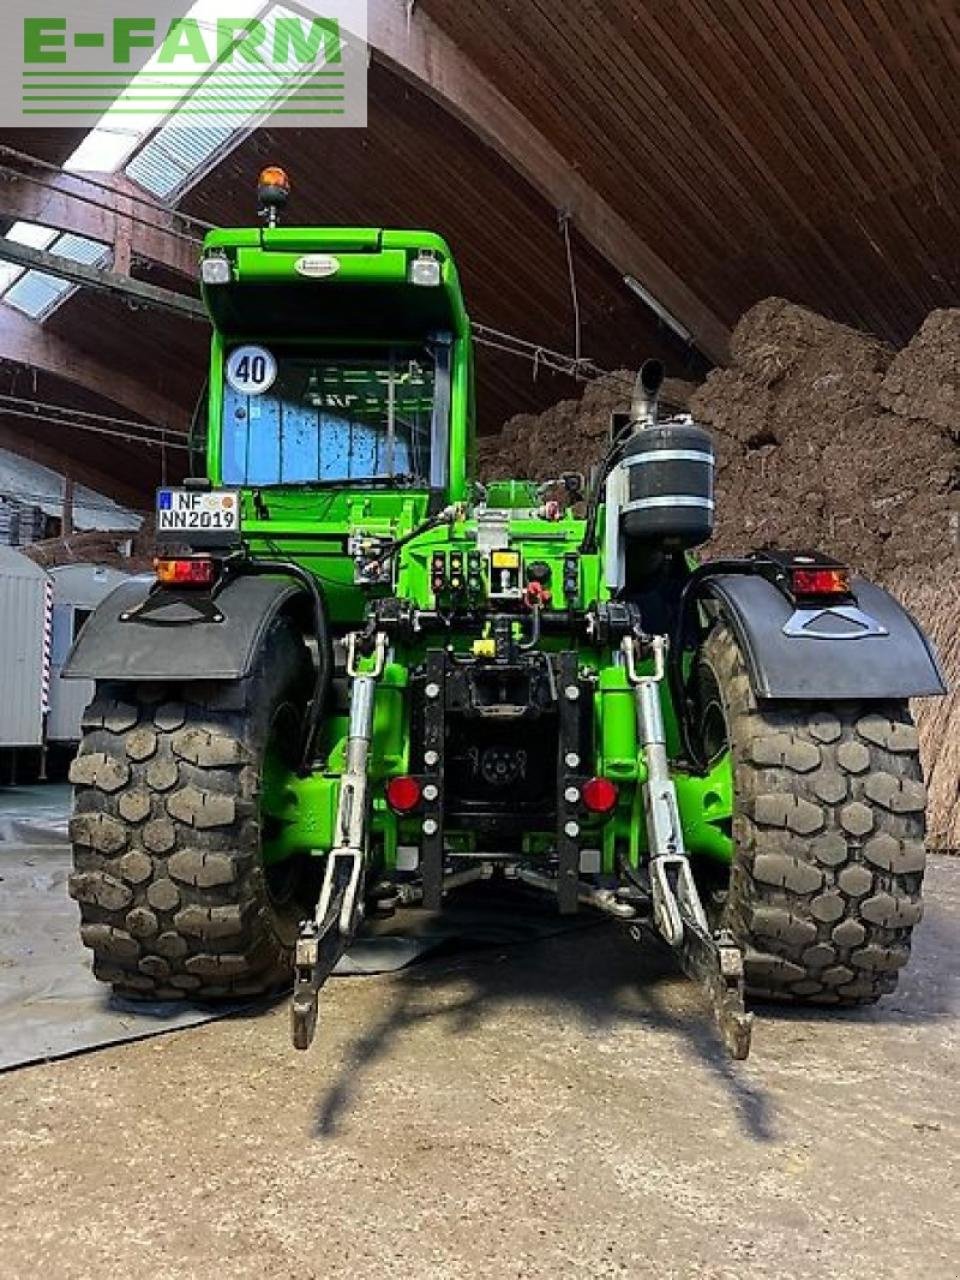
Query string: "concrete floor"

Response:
xmin=1 ymin=858 xmax=958 ymax=1280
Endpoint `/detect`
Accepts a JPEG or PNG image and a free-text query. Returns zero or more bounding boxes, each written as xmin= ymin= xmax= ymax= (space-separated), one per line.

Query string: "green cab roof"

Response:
xmin=203 ymin=226 xmax=455 ymax=256
xmin=201 ymin=226 xmax=470 ymax=342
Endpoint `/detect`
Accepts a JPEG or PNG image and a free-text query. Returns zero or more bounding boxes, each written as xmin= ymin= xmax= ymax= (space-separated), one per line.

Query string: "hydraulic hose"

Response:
xmin=580 ymin=362 xmax=662 ymax=555
xmin=578 ymin=436 xmax=630 ymax=555
xmin=372 ymin=502 xmax=462 ymax=569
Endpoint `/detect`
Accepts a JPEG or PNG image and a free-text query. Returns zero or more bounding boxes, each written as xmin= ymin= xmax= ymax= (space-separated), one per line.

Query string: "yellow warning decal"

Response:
xmin=491 ymin=550 xmax=520 ymax=569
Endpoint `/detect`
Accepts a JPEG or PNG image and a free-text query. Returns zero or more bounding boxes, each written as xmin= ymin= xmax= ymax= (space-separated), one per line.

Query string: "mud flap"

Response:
xmin=705 ymin=574 xmax=945 ymax=700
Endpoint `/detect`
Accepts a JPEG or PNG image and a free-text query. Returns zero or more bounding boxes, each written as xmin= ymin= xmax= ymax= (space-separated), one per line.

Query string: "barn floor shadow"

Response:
xmin=309 ymin=863 xmax=960 ymax=1144
xmin=310 ymin=880 xmax=777 ymax=1143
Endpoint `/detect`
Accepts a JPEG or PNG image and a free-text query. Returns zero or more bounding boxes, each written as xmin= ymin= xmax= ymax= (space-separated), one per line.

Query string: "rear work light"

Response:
xmin=385 ymin=775 xmax=422 ymax=814
xmin=200 ymin=254 xmax=232 ymax=285
xmin=409 ymin=251 xmax=442 ymax=287
xmin=154 ymin=557 xmax=217 ymax=588
xmin=790 ymin=566 xmax=851 ymax=598
xmin=581 ymin=776 xmax=619 ymax=815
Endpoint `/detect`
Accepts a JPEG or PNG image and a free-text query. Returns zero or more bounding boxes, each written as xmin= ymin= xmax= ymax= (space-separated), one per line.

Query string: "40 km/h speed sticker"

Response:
xmin=226 ymin=345 xmax=277 ymax=396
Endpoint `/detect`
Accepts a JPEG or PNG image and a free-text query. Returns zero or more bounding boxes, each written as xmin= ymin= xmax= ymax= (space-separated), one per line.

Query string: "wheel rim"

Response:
xmin=697 ymin=663 xmax=729 ymax=765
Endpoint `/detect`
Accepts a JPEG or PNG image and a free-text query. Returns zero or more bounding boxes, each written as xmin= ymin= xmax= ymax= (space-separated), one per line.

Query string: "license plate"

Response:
xmin=156 ymin=488 xmax=241 ymax=538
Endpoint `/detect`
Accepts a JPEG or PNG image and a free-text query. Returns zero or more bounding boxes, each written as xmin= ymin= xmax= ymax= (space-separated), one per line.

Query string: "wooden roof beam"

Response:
xmin=0 ymin=308 xmax=190 ymax=432
xmin=368 ymin=0 xmax=731 ymax=364
xmin=0 ymin=420 xmax=150 ymax=512
xmin=0 ymin=167 xmax=200 ymax=279
xmin=0 ymin=238 xmax=206 ymax=322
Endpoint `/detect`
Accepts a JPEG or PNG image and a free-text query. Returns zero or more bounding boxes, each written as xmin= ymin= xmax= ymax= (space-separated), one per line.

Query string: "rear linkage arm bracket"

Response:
xmin=624 ymin=634 xmax=753 ymax=1060
xmin=678 ymin=924 xmax=753 ymax=1061
xmin=292 ymin=631 xmax=387 ymax=1051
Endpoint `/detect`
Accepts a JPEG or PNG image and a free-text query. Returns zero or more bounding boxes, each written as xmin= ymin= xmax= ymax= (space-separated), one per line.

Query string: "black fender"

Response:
xmin=63 ymin=573 xmax=312 ymax=683
xmin=704 ymin=574 xmax=946 ymax=700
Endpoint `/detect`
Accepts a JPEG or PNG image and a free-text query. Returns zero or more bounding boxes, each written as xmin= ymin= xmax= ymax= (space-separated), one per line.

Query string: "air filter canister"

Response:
xmin=619 ymin=420 xmax=715 ymax=548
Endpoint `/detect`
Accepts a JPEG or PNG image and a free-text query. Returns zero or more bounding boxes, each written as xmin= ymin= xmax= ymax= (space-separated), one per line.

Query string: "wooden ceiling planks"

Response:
xmin=0 ymin=129 xmax=88 ymax=169
xmin=44 ymin=290 xmax=207 ymax=413
xmin=687 ymin=0 xmax=876 ymax=208
xmin=180 ymin=64 xmax=701 ymax=431
xmin=0 ymin=363 xmax=168 ymax=503
xmin=418 ymin=0 xmax=960 ymax=343
xmin=5 ymin=1 xmax=960 ymax=496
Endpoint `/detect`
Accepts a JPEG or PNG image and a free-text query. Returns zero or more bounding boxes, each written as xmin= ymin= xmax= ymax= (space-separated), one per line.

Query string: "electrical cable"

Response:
xmin=578 ymin=433 xmax=632 ymax=555
xmin=558 ymin=212 xmax=583 ymax=366
xmin=0 ymin=391 xmax=184 ymax=438
xmin=471 ymin=323 xmax=684 ymax=409
xmin=0 ymin=144 xmax=216 ymax=234
xmin=0 ymin=161 xmax=204 ymax=251
xmin=370 ymin=505 xmax=459 ymax=570
xmin=0 ymin=486 xmax=148 ymax=516
xmin=1 ymin=410 xmax=184 ymax=448
xmin=0 ymin=405 xmax=188 ymax=452
xmin=472 ymin=323 xmax=614 ymax=384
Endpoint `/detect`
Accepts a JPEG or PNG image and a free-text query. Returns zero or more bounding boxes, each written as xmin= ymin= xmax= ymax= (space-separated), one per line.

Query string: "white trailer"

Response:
xmin=47 ymin=564 xmax=131 ymax=745
xmin=0 ymin=547 xmax=50 ymax=749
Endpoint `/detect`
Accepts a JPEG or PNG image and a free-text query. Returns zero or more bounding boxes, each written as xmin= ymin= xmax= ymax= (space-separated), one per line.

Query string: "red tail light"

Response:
xmin=154 ymin=557 xmax=217 ymax=587
xmin=385 ymin=775 xmax=422 ymax=814
xmin=582 ymin=776 xmax=619 ymax=814
xmin=790 ymin=566 xmax=851 ymax=598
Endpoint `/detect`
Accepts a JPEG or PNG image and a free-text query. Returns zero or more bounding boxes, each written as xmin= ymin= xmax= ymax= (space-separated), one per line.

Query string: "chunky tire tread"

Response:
xmin=69 ymin=620 xmax=311 ymax=1000
xmin=699 ymin=622 xmax=926 ymax=1006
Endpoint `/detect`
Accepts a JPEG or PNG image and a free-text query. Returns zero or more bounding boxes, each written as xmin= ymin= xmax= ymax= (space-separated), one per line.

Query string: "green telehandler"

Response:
xmin=64 ymin=168 xmax=946 ymax=1058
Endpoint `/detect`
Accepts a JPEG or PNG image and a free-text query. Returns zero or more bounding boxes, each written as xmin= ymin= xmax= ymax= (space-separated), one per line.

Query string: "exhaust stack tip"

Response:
xmin=631 ymin=359 xmax=666 ymax=429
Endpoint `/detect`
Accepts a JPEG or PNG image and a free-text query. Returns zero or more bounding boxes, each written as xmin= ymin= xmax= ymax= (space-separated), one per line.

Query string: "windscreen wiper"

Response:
xmin=310 ymin=474 xmax=423 ymax=489
xmin=252 ymin=474 xmax=425 ymax=493
xmin=246 ymin=477 xmax=426 ymax=521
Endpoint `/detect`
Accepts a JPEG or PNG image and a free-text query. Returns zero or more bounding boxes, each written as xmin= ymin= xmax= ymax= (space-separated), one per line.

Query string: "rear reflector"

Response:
xmin=154 ymin=557 xmax=217 ymax=588
xmin=385 ymin=776 xmax=422 ymax=814
xmin=582 ymin=776 xmax=619 ymax=815
xmin=791 ymin=566 xmax=851 ymax=598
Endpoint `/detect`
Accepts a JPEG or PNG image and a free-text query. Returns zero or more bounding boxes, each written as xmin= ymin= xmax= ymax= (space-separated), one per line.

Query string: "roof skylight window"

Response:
xmin=0 ymin=225 xmax=110 ymax=321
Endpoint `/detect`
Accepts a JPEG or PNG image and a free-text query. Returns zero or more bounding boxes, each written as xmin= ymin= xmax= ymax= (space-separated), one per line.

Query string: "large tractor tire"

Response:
xmin=68 ymin=616 xmax=314 ymax=1000
xmin=696 ymin=621 xmax=927 ymax=1005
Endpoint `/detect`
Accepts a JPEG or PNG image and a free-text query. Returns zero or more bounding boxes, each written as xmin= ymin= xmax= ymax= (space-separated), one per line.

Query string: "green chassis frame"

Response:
xmin=199 ymin=224 xmax=734 ymax=884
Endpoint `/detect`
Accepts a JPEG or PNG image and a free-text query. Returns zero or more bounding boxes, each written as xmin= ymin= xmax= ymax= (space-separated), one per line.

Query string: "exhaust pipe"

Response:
xmin=631 ymin=359 xmax=665 ymax=430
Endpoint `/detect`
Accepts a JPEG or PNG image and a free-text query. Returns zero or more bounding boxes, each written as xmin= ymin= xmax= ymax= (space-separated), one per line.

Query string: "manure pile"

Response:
xmin=479 ymin=299 xmax=959 ymax=849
